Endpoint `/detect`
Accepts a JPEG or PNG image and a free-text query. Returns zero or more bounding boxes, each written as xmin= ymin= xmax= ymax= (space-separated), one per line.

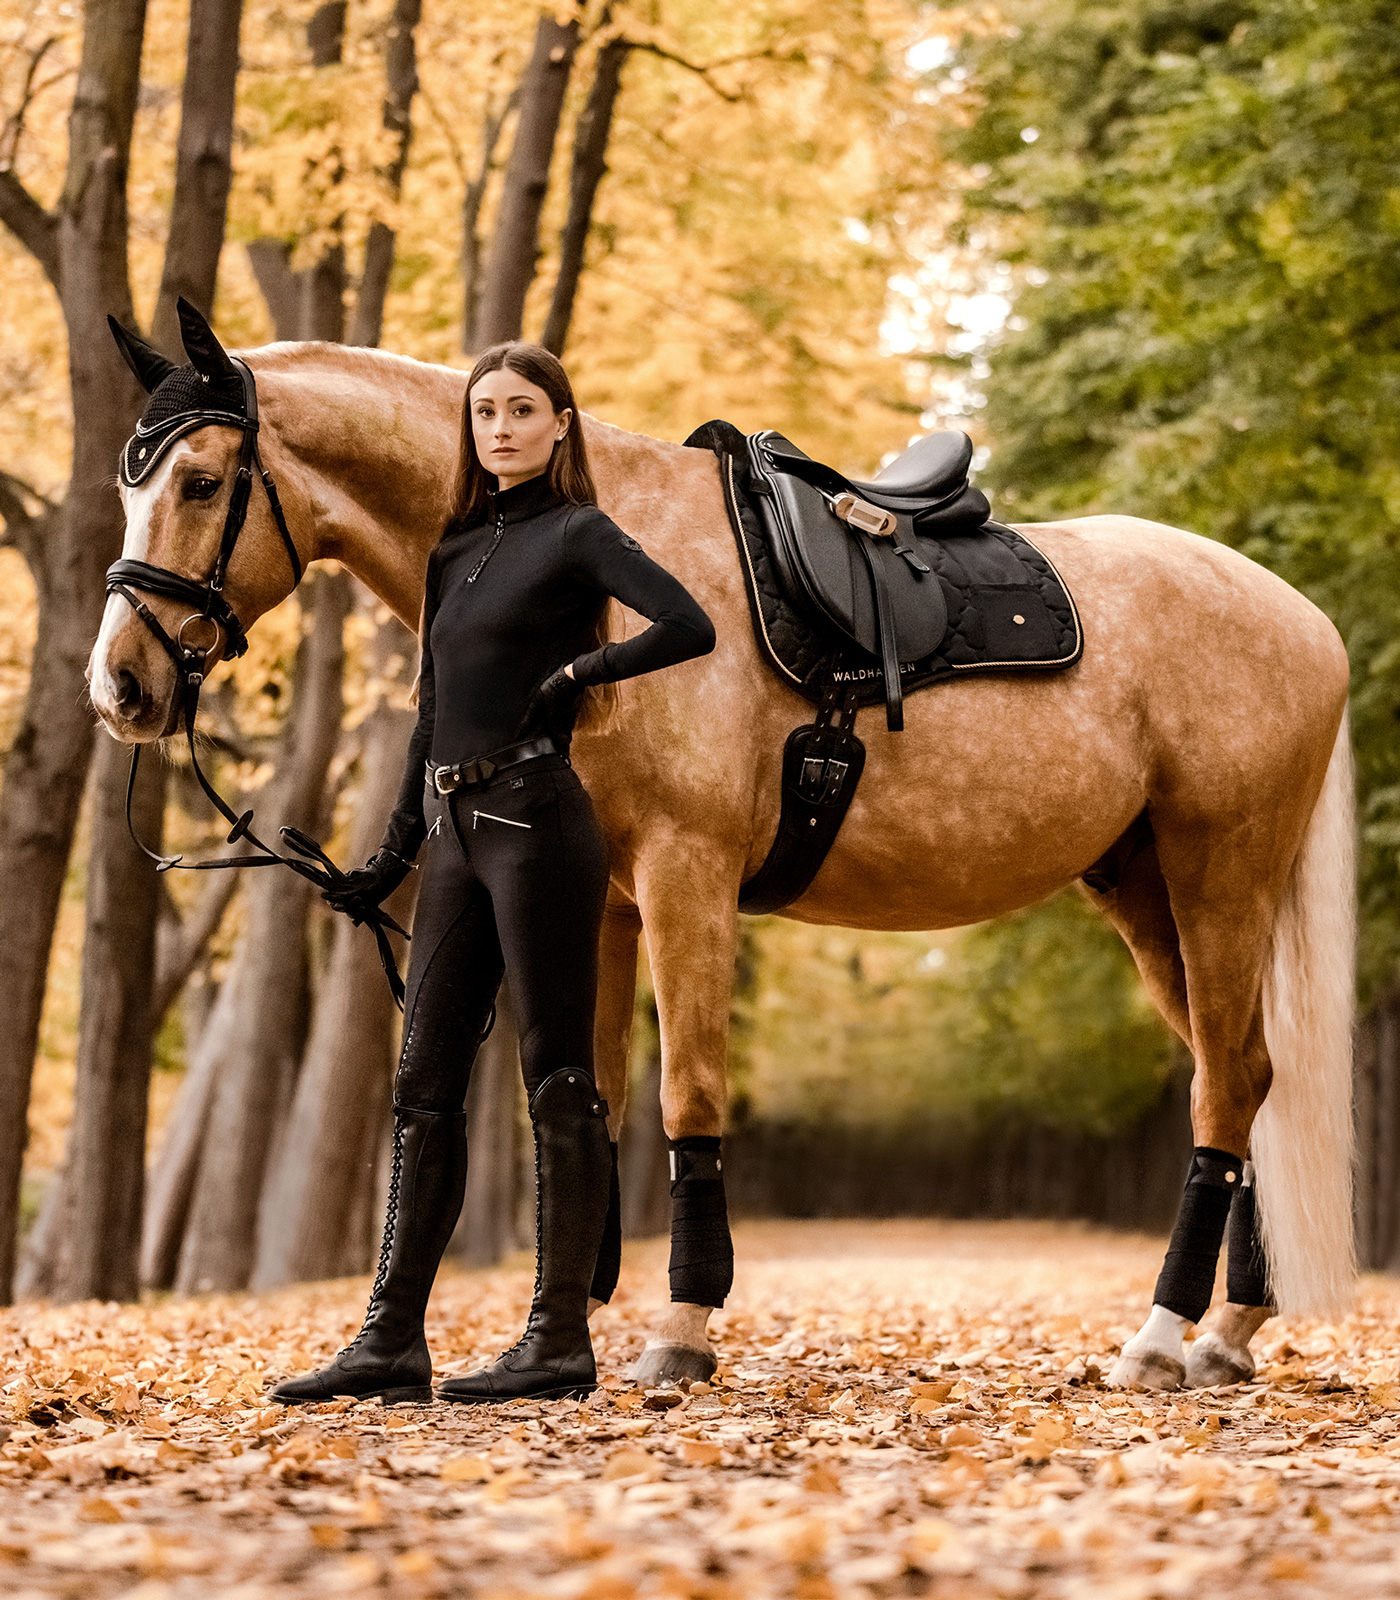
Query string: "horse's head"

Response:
xmin=88 ymin=301 xmax=306 ymax=741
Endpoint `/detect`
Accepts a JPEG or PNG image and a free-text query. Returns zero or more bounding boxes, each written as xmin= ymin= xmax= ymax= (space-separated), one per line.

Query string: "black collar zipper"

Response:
xmin=467 ymin=509 xmax=507 ymax=585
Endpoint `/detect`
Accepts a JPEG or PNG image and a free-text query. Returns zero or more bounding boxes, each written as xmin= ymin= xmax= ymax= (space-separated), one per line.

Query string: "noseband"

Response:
xmin=105 ymin=358 xmax=408 ymax=1005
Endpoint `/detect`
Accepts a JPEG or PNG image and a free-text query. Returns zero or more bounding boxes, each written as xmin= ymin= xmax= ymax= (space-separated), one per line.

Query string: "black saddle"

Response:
xmin=685 ymin=419 xmax=1084 ymax=915
xmin=744 ymin=429 xmax=992 ymax=730
xmin=688 ymin=420 xmax=1081 ymax=728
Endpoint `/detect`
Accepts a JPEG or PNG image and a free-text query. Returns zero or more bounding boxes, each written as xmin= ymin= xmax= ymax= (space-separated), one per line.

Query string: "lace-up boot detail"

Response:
xmin=271 ymin=1106 xmax=466 ymax=1404
xmin=439 ymin=1069 xmax=610 ymax=1403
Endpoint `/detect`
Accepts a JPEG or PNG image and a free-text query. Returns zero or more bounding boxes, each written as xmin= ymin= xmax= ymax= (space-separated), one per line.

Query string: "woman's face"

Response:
xmin=469 ymin=369 xmax=571 ymax=492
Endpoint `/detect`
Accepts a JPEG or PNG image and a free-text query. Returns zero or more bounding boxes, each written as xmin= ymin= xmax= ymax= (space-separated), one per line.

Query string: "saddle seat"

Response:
xmin=848 ymin=429 xmax=974 ymax=508
xmin=746 ymin=428 xmax=990 ymax=729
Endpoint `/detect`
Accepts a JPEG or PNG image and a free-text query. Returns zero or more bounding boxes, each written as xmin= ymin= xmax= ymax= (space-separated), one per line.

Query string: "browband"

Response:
xmin=120 ymin=409 xmax=249 ymax=487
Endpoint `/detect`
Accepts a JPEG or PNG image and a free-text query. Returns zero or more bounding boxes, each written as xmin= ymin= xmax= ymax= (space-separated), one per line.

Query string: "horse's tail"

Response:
xmin=1250 ymin=717 xmax=1356 ymax=1317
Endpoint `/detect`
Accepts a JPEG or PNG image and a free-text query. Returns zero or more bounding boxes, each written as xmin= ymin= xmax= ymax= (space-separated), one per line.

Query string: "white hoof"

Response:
xmin=1108 ymin=1349 xmax=1186 ymax=1391
xmin=631 ymin=1340 xmax=717 ymax=1387
xmin=1184 ymin=1331 xmax=1255 ymax=1388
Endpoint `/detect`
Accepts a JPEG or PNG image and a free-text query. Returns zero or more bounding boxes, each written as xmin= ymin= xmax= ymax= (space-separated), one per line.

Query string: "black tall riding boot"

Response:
xmin=439 ymin=1069 xmax=610 ymax=1403
xmin=270 ymin=1105 xmax=467 ymax=1404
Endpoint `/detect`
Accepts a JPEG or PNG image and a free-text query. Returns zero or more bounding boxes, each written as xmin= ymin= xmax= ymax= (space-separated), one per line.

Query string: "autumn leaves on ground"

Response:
xmin=0 ymin=1221 xmax=1398 ymax=1600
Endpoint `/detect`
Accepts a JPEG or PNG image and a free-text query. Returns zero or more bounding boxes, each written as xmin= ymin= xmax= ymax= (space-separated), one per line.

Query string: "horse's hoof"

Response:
xmin=1107 ymin=1350 xmax=1185 ymax=1391
xmin=631 ymin=1340 xmax=718 ymax=1388
xmin=1184 ymin=1332 xmax=1255 ymax=1388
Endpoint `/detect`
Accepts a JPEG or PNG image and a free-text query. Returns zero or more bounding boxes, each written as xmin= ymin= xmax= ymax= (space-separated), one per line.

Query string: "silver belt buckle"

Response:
xmin=434 ymin=766 xmax=457 ymax=795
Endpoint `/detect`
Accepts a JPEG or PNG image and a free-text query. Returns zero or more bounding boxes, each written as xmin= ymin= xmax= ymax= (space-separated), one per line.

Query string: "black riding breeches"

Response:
xmin=394 ymin=757 xmax=609 ymax=1111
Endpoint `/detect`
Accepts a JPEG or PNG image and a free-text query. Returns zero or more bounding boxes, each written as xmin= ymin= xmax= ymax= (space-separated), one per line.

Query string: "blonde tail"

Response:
xmin=1251 ymin=718 xmax=1356 ymax=1317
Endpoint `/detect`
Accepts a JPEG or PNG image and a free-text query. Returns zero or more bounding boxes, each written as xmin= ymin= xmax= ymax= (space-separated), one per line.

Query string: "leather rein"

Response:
xmin=104 ymin=358 xmax=409 ymax=1007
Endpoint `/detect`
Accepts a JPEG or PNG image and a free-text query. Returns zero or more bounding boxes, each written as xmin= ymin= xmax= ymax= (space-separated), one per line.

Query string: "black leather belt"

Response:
xmin=428 ymin=736 xmax=561 ymax=796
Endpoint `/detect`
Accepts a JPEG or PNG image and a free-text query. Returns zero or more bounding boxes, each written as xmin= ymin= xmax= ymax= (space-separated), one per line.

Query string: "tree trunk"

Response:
xmin=31 ymin=0 xmax=245 ymax=1305
xmin=347 ymin=0 xmax=420 ymax=349
xmin=1355 ymin=984 xmax=1400 ymax=1273
xmin=471 ymin=9 xmax=580 ymax=349
xmin=461 ymin=92 xmax=518 ymax=354
xmin=140 ymin=1024 xmax=219 ymax=1289
xmin=150 ymin=0 xmax=244 ymax=354
xmin=174 ymin=569 xmax=350 ymax=1293
xmin=151 ymin=871 xmax=241 ymax=1026
xmin=246 ymin=240 xmax=300 ymax=341
xmin=251 ymin=605 xmax=417 ymax=1288
xmin=0 ymin=0 xmax=150 ymax=1303
xmin=40 ymin=740 xmax=165 ymax=1301
xmin=541 ymin=30 xmax=629 ymax=357
xmin=249 ymin=1 xmax=352 ymax=346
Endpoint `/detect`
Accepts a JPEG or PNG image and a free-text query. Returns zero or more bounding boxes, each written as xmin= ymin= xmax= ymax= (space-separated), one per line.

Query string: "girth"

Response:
xmin=104 ymin=357 xmax=409 ymax=1006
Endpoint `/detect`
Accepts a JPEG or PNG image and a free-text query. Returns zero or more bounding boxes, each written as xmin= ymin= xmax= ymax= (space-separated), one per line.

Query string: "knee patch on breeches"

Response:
xmin=1154 ymin=1146 xmax=1245 ymax=1324
xmin=589 ymin=1141 xmax=622 ymax=1305
xmin=668 ymin=1136 xmax=733 ymax=1308
xmin=1226 ymin=1162 xmax=1271 ymax=1308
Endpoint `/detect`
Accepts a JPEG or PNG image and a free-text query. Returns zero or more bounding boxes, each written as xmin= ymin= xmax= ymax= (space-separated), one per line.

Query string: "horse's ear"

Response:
xmin=176 ymin=297 xmax=238 ymax=382
xmin=107 ymin=315 xmax=177 ymax=394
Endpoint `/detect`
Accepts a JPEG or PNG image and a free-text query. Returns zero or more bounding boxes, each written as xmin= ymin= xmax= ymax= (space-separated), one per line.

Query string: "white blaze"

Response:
xmin=89 ymin=444 xmax=191 ymax=719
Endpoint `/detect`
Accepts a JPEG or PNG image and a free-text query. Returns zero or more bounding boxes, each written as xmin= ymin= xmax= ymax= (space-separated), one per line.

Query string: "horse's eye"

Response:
xmin=184 ymin=477 xmax=220 ymax=501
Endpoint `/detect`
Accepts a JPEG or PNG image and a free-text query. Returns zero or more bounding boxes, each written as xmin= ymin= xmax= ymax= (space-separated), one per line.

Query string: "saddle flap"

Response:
xmin=750 ymin=432 xmax=948 ymax=663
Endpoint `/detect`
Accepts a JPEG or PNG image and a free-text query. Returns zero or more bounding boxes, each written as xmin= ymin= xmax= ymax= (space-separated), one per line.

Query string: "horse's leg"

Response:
xmin=1087 ymin=825 xmax=1191 ymax=1044
xmin=628 ymin=856 xmax=740 ymax=1386
xmin=1184 ymin=1170 xmax=1273 ymax=1385
xmin=588 ymin=894 xmax=643 ymax=1317
xmin=1106 ymin=826 xmax=1278 ymax=1391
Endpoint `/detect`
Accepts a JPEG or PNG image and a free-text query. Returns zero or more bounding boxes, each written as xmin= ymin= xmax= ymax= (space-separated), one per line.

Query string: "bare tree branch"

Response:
xmin=0 ymin=168 xmax=59 ymax=286
xmin=0 ymin=468 xmax=57 ymax=560
xmin=622 ymin=40 xmax=783 ymax=102
xmin=0 ymin=35 xmax=60 ymax=166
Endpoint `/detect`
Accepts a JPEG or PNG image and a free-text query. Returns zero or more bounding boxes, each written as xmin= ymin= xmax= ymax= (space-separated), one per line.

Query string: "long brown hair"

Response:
xmin=426 ymin=342 xmax=617 ymax=731
xmin=447 ymin=342 xmax=597 ymax=530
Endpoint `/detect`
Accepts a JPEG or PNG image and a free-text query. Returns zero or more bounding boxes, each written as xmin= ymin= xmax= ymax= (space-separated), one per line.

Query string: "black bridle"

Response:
xmin=105 ymin=358 xmax=409 ymax=1006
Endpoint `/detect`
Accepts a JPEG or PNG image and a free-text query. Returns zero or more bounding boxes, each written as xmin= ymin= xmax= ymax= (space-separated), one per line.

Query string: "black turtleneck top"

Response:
xmin=383 ymin=473 xmax=715 ymax=859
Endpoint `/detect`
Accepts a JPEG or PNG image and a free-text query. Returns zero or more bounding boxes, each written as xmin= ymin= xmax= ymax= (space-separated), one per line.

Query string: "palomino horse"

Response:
xmin=88 ymin=340 xmax=1355 ymax=1391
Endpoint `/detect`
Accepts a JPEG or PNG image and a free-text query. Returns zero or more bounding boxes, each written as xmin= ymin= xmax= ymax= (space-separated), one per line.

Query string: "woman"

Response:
xmin=272 ymin=344 xmax=715 ymax=1406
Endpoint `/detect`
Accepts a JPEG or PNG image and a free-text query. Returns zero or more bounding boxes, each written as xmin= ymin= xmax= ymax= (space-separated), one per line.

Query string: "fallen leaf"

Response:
xmin=677 ymin=1438 xmax=722 ymax=1467
xmin=77 ymin=1497 xmax=123 ymax=1524
xmin=602 ymin=1448 xmax=659 ymax=1482
xmin=803 ymin=1460 xmax=842 ymax=1495
xmin=941 ymin=1424 xmax=982 ymax=1447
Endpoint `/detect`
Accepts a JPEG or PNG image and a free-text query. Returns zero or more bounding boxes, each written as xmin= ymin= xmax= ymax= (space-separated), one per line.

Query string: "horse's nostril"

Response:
xmin=114 ymin=669 xmax=144 ymax=715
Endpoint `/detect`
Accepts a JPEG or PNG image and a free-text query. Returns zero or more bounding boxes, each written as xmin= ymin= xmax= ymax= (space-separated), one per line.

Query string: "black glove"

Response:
xmin=322 ymin=846 xmax=411 ymax=921
xmin=521 ymin=664 xmax=586 ymax=738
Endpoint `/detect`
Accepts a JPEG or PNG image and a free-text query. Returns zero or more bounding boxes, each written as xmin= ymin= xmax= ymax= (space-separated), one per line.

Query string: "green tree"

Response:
xmin=939 ymin=0 xmax=1400 ymax=994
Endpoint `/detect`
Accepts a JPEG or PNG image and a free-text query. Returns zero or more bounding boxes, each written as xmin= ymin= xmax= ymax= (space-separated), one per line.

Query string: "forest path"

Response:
xmin=0 ymin=1219 xmax=1398 ymax=1597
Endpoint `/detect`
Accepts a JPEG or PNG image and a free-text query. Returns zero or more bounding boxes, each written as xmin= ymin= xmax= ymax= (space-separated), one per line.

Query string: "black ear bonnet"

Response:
xmin=110 ymin=299 xmax=249 ymax=487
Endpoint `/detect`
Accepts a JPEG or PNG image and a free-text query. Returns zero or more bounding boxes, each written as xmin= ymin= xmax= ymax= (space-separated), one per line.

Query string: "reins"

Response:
xmin=105 ymin=358 xmax=409 ymax=1008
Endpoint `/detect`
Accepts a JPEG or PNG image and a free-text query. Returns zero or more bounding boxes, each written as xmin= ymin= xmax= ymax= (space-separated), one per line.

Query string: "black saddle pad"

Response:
xmin=685 ymin=420 xmax=1083 ymax=708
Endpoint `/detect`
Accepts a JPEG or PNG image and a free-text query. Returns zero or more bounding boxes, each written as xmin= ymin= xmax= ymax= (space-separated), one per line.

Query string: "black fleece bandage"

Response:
xmin=1225 ymin=1162 xmax=1271 ymax=1308
xmin=589 ymin=1141 xmax=622 ymax=1305
xmin=668 ymin=1136 xmax=733 ymax=1307
xmin=1154 ymin=1146 xmax=1245 ymax=1324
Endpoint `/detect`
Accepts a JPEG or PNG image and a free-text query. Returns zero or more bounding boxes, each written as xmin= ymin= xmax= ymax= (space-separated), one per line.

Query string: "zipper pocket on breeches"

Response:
xmin=472 ymin=810 xmax=532 ymax=830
